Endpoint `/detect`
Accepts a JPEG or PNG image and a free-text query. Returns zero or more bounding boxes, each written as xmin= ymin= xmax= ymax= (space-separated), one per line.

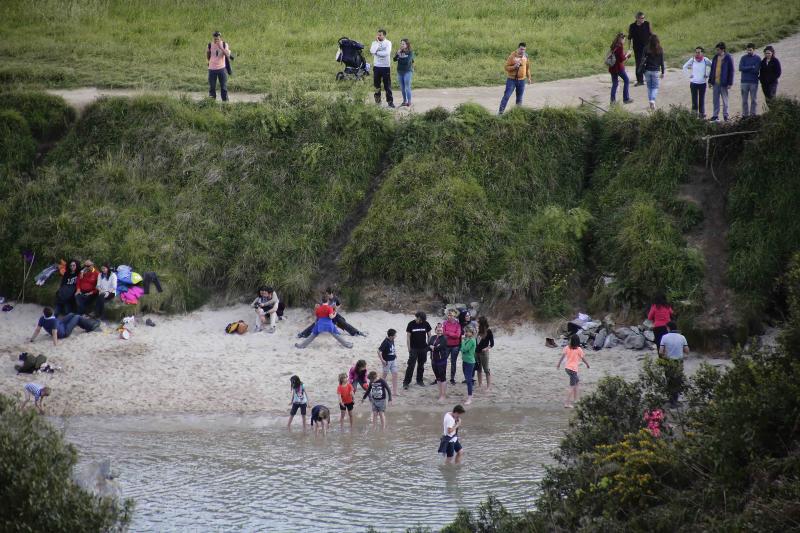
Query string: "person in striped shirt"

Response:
xmin=21 ymin=382 xmax=51 ymax=414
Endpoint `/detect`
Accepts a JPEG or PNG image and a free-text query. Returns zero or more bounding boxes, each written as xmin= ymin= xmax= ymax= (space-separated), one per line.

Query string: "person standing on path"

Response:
xmin=207 ymin=31 xmax=231 ymax=102
xmin=738 ymin=43 xmax=761 ymax=117
xmin=759 ymin=45 xmax=782 ymax=102
xmin=394 ymin=38 xmax=415 ymax=107
xmin=641 ymin=34 xmax=665 ymax=110
xmin=647 ymin=293 xmax=674 ymax=349
xmin=683 ymin=47 xmax=712 ymax=118
xmin=498 ymin=42 xmax=531 ymax=114
xmin=709 ymin=42 xmax=734 ymax=122
xmin=628 ymin=11 xmax=652 ymax=86
xmin=370 ymin=29 xmax=394 ymax=108
xmin=609 ymin=33 xmax=633 ymax=105
xmin=438 ymin=405 xmax=465 ymax=464
xmin=443 ymin=309 xmax=462 ymax=385
xmin=658 ymin=321 xmax=689 ymax=407
xmin=404 ymin=311 xmax=431 ymax=390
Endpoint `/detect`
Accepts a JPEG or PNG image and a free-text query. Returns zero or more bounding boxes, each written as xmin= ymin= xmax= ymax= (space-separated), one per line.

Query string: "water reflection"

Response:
xmin=59 ymin=407 xmax=567 ymax=532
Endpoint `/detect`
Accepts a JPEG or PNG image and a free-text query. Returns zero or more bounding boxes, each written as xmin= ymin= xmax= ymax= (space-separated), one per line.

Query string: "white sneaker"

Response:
xmin=267 ymin=326 xmax=276 ymax=334
xmin=254 ymin=324 xmax=263 ymax=332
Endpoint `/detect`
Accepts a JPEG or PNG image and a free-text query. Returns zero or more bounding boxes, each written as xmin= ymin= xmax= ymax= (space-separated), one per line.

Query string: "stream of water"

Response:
xmin=60 ymin=407 xmax=567 ymax=532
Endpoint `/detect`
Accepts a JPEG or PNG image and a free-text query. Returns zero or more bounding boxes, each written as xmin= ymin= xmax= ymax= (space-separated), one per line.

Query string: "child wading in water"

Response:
xmin=349 ymin=359 xmax=369 ymax=392
xmin=362 ymin=370 xmax=392 ymax=429
xmin=287 ymin=375 xmax=310 ymax=428
xmin=337 ymin=372 xmax=356 ymax=427
xmin=438 ymin=404 xmax=466 ymax=464
xmin=556 ymin=334 xmax=590 ymax=408
xmin=310 ymin=405 xmax=331 ymax=436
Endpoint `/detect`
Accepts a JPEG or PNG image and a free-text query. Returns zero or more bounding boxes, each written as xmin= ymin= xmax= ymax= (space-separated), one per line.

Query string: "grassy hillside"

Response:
xmin=1 ymin=0 xmax=798 ymax=92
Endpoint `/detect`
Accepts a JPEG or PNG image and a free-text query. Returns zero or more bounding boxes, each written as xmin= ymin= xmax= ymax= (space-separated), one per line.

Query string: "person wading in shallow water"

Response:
xmin=439 ymin=404 xmax=466 ymax=464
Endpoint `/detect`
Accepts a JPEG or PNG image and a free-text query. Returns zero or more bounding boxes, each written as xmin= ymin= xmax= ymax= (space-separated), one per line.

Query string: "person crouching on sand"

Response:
xmin=337 ymin=373 xmax=355 ymax=427
xmin=362 ymin=370 xmax=392 ymax=429
xmin=310 ymin=405 xmax=331 ymax=436
xmin=439 ymin=404 xmax=466 ymax=464
xmin=288 ymin=375 xmax=310 ymax=428
xmin=21 ymin=382 xmax=51 ymax=414
xmin=556 ymin=334 xmax=590 ymax=408
xmin=349 ymin=359 xmax=370 ymax=391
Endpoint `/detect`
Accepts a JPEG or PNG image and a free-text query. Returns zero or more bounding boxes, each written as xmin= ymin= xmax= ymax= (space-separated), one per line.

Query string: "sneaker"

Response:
xmin=374 ymin=94 xmax=381 ymax=104
xmin=634 ymin=81 xmax=644 ymax=87
xmin=294 ymin=343 xmax=304 ymax=349
xmin=429 ymin=380 xmax=438 ymax=386
xmin=387 ymin=103 xmax=395 ymax=108
xmin=449 ymin=379 xmax=456 ymax=385
xmin=416 ymin=381 xmax=425 ymax=387
xmin=255 ymin=324 xmax=263 ymax=332
xmin=461 ymin=379 xmax=467 ymax=384
xmin=710 ymin=116 xmax=718 ymax=121
xmin=545 ymin=338 xmax=558 ymax=348
xmin=403 ymin=384 xmax=410 ymax=390
xmin=723 ymin=115 xmax=729 ymax=122
xmin=623 ymin=99 xmax=634 ymax=104
xmin=465 ymin=397 xmax=472 ymax=406
xmin=357 ymin=331 xmax=368 ymax=337
xmin=267 ymin=326 xmax=275 ymax=334
xmin=145 ymin=318 xmax=156 ymax=327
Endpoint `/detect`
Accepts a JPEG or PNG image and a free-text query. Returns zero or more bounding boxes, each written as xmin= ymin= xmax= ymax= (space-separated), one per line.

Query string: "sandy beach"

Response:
xmin=1 ymin=303 xmax=729 ymax=416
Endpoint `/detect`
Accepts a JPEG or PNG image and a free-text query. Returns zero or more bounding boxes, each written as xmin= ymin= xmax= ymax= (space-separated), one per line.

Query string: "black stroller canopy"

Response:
xmin=338 ymin=37 xmax=364 ymax=50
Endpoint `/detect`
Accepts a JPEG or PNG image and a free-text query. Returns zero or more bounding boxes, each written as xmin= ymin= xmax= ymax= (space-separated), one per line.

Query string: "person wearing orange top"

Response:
xmin=337 ymin=373 xmax=356 ymax=428
xmin=556 ymin=334 xmax=590 ymax=408
xmin=498 ymin=42 xmax=532 ymax=114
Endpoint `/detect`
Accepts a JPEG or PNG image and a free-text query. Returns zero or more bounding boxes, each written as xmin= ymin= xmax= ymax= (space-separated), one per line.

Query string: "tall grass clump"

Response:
xmin=1 ymin=95 xmax=394 ymax=311
xmin=0 ymin=91 xmax=76 ymax=141
xmin=727 ymin=99 xmax=800 ymax=318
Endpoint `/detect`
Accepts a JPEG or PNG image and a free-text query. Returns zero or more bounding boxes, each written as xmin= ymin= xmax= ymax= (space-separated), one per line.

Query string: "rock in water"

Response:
xmin=624 ymin=334 xmax=647 ymax=350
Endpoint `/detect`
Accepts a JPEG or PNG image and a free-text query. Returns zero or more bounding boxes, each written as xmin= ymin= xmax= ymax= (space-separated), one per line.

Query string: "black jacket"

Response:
xmin=760 ymin=57 xmax=782 ymax=84
xmin=627 ymin=21 xmax=652 ymax=49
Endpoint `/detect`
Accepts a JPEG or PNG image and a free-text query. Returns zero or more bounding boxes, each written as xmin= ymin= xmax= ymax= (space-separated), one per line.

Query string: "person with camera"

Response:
xmin=207 ymin=30 xmax=231 ymax=101
xmin=498 ymin=42 xmax=532 ymax=114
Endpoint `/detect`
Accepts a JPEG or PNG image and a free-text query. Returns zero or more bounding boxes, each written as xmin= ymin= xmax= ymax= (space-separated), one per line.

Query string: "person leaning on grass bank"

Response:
xmin=207 ymin=31 xmax=231 ymax=102
xmin=498 ymin=42 xmax=531 ymax=114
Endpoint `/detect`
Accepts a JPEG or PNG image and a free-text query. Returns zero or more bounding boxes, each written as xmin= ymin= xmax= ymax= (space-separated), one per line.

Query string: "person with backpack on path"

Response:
xmin=709 ymin=42 xmax=735 ymax=122
xmin=498 ymin=42 xmax=531 ymax=114
xmin=627 ymin=11 xmax=652 ymax=86
xmin=682 ymin=47 xmax=713 ymax=118
xmin=207 ymin=31 xmax=231 ymax=102
xmin=608 ymin=33 xmax=633 ymax=105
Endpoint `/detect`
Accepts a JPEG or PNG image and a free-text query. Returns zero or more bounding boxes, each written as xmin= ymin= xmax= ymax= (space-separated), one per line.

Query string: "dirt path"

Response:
xmin=48 ymin=33 xmax=799 ymax=116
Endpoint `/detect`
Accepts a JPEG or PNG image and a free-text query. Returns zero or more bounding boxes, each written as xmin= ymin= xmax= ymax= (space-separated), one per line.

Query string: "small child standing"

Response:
xmin=310 ymin=405 xmax=331 ymax=436
xmin=556 ymin=334 xmax=590 ymax=408
xmin=337 ymin=372 xmax=356 ymax=427
xmin=378 ymin=329 xmax=399 ymax=396
xmin=362 ymin=370 xmax=392 ymax=429
xmin=460 ymin=327 xmax=477 ymax=405
xmin=21 ymin=382 xmax=51 ymax=414
xmin=287 ymin=375 xmax=310 ymax=428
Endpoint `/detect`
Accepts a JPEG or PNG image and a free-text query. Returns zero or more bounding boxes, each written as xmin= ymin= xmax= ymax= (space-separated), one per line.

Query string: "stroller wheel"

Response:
xmin=335 ymin=72 xmax=345 ymax=81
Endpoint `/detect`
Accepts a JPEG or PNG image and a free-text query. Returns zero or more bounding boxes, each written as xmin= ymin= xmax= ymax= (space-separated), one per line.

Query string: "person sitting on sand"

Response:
xmin=21 ymin=382 xmax=51 ymax=414
xmin=337 ymin=373 xmax=356 ymax=428
xmin=74 ymin=260 xmax=99 ymax=316
xmin=294 ymin=302 xmax=353 ymax=349
xmin=297 ymin=288 xmax=366 ymax=338
xmin=310 ymin=405 xmax=331 ymax=436
xmin=288 ymin=375 xmax=310 ymax=429
xmin=94 ymin=263 xmax=118 ymax=319
xmin=362 ymin=370 xmax=392 ymax=429
xmin=349 ymin=359 xmax=370 ymax=391
xmin=252 ymin=286 xmax=280 ymax=333
xmin=438 ymin=404 xmax=466 ymax=464
xmin=30 ymin=307 xmax=100 ymax=346
xmin=54 ymin=259 xmax=79 ymax=317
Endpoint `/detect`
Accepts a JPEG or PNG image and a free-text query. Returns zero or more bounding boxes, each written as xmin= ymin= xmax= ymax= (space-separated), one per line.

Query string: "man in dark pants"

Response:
xmin=403 ymin=311 xmax=432 ymax=389
xmin=207 ymin=31 xmax=231 ymax=101
xmin=370 ymin=29 xmax=394 ymax=108
xmin=627 ymin=11 xmax=651 ymax=86
xmin=297 ymin=288 xmax=366 ymax=338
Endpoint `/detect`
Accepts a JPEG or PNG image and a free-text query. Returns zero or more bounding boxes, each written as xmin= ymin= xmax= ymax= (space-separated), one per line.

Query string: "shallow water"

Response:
xmin=60 ymin=407 xmax=567 ymax=532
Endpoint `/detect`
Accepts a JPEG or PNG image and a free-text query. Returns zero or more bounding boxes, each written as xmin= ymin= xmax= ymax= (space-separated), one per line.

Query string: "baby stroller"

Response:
xmin=335 ymin=37 xmax=370 ymax=81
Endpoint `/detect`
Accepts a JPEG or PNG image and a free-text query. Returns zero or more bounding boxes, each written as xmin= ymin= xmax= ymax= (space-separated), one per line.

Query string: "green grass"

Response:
xmin=1 ymin=0 xmax=798 ymax=92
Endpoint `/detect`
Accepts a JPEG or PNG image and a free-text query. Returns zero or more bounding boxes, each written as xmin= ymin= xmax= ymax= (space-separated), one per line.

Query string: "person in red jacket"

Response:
xmin=75 ymin=260 xmax=100 ymax=316
xmin=443 ymin=309 xmax=462 ymax=385
xmin=608 ymin=32 xmax=633 ymax=105
xmin=647 ymin=293 xmax=674 ymax=348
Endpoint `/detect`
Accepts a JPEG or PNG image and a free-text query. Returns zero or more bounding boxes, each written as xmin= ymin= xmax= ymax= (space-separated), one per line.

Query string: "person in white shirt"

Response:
xmin=682 ymin=46 xmax=713 ymax=118
xmin=370 ymin=29 xmax=394 ymax=108
xmin=95 ymin=263 xmax=117 ymax=319
xmin=438 ymin=405 xmax=466 ymax=463
xmin=659 ymin=321 xmax=690 ymax=407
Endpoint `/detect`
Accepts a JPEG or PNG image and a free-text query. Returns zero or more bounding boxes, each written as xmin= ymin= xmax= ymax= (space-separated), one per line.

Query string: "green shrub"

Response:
xmin=0 ymin=394 xmax=133 ymax=531
xmin=0 ymin=109 xmax=36 ymax=170
xmin=0 ymin=91 xmax=75 ymax=141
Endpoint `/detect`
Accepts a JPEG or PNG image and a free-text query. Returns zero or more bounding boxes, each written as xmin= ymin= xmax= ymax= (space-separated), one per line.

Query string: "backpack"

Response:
xmin=370 ymin=381 xmax=385 ymax=400
xmin=225 ymin=320 xmax=249 ymax=334
xmin=604 ymin=49 xmax=617 ymax=67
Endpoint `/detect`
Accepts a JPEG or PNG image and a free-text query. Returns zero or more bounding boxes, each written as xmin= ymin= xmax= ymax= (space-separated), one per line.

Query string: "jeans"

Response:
xmin=761 ymin=81 xmax=778 ymax=101
xmin=299 ymin=314 xmax=359 ymax=337
xmin=373 ymin=66 xmax=393 ymax=104
xmin=463 ymin=362 xmax=475 ymax=396
xmin=142 ymin=272 xmax=163 ymax=294
xmin=447 ymin=346 xmax=460 ymax=381
xmin=60 ymin=313 xmax=96 ymax=338
xmin=712 ymin=84 xmax=729 ymax=119
xmin=740 ymin=82 xmax=758 ymax=116
xmin=55 ymin=298 xmax=75 ymax=317
xmin=94 ymin=292 xmax=115 ymax=319
xmin=403 ymin=348 xmax=428 ymax=385
xmin=610 ymin=70 xmax=630 ymax=103
xmin=645 ymin=70 xmax=660 ymax=103
xmin=397 ymin=71 xmax=412 ymax=103
xmin=208 ymin=68 xmax=228 ymax=101
xmin=295 ymin=331 xmax=352 ymax=349
xmin=75 ymin=292 xmax=98 ymax=315
xmin=690 ymin=83 xmax=707 ymax=117
xmin=633 ymin=46 xmax=645 ymax=84
xmin=499 ymin=78 xmax=526 ymax=113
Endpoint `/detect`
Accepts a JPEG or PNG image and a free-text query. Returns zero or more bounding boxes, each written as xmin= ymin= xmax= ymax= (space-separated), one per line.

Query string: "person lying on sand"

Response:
xmin=29 ymin=307 xmax=100 ymax=346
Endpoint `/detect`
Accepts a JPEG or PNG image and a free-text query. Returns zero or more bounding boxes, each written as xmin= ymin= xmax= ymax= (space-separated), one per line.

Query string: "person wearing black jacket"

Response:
xmin=627 ymin=11 xmax=652 ymax=85
xmin=54 ymin=259 xmax=79 ymax=317
xmin=640 ymin=34 xmax=665 ymax=110
xmin=475 ymin=317 xmax=495 ymax=390
xmin=428 ymin=323 xmax=449 ymax=401
xmin=760 ymin=45 xmax=782 ymax=101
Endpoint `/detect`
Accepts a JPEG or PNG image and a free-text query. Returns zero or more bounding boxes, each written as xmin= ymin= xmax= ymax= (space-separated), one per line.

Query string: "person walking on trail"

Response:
xmin=498 ymin=42 xmax=531 ymax=114
xmin=394 ymin=38 xmax=415 ymax=107
xmin=683 ymin=47 xmax=712 ymax=118
xmin=438 ymin=405 xmax=465 ymax=464
xmin=659 ymin=321 xmax=689 ymax=407
xmin=404 ymin=311 xmax=432 ymax=390
xmin=370 ymin=29 xmax=394 ymax=108
xmin=709 ymin=42 xmax=734 ymax=122
xmin=207 ymin=31 xmax=231 ymax=102
xmin=739 ymin=43 xmax=761 ymax=117
xmin=760 ymin=45 xmax=781 ymax=102
xmin=640 ymin=34 xmax=665 ymax=110
xmin=30 ymin=307 xmax=100 ymax=346
xmin=608 ymin=33 xmax=633 ymax=105
xmin=627 ymin=11 xmax=652 ymax=86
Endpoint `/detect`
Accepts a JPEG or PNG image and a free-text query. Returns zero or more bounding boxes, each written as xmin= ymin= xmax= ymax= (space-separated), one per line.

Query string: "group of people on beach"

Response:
xmin=609 ymin=11 xmax=783 ymax=118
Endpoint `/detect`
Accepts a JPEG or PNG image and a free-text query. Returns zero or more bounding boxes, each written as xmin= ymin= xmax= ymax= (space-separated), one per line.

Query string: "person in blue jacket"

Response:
xmin=708 ymin=42 xmax=734 ymax=122
xmin=738 ymin=43 xmax=761 ymax=117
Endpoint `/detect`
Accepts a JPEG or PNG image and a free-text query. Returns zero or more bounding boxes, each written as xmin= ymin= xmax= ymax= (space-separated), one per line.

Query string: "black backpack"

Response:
xmin=208 ymin=42 xmax=234 ymax=75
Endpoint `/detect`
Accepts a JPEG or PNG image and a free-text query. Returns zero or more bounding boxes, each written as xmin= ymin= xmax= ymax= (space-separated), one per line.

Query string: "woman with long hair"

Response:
xmin=648 ymin=293 xmax=674 ymax=349
xmin=760 ymin=45 xmax=781 ymax=101
xmin=55 ymin=259 xmax=79 ymax=317
xmin=475 ymin=317 xmax=495 ymax=390
xmin=393 ymin=38 xmax=415 ymax=107
xmin=641 ymin=34 xmax=665 ymax=110
xmin=608 ymin=32 xmax=633 ymax=105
